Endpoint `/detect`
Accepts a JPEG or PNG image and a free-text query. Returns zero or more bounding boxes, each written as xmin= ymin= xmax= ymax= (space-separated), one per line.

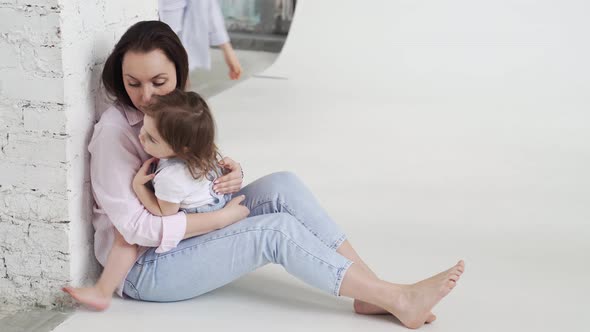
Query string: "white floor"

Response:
xmin=190 ymin=48 xmax=278 ymax=98
xmin=53 ymin=0 xmax=590 ymax=331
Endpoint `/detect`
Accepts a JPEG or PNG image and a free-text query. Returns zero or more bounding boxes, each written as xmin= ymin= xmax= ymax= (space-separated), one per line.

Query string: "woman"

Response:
xmin=75 ymin=21 xmax=464 ymax=329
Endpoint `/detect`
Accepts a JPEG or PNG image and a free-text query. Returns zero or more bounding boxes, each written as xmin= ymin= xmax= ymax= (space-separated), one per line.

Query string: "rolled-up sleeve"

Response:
xmin=208 ymin=0 xmax=229 ymax=46
xmin=89 ymin=123 xmax=187 ymax=253
xmin=159 ymin=0 xmax=187 ymax=34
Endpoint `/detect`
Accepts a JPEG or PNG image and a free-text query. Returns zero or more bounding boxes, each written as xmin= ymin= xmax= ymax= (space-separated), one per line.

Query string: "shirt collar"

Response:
xmin=121 ymin=103 xmax=144 ymax=126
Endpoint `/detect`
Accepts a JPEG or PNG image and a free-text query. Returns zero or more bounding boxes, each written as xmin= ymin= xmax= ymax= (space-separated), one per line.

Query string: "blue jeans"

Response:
xmin=123 ymin=172 xmax=353 ymax=302
xmin=181 ymin=181 xmax=231 ymax=214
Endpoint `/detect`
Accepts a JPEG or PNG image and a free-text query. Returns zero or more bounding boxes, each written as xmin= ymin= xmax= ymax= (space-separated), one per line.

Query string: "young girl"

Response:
xmin=63 ymin=90 xmax=249 ymax=310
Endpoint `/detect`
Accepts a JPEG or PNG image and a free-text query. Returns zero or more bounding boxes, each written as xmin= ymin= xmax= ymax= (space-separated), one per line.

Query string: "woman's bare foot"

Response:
xmin=385 ymin=260 xmax=465 ymax=329
xmin=354 ymin=299 xmax=388 ymax=315
xmin=62 ymin=286 xmax=112 ymax=311
xmin=354 ymin=300 xmax=437 ymax=323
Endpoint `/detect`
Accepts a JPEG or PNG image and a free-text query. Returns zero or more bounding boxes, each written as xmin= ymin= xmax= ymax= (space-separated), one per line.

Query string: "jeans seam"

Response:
xmin=333 ymin=260 xmax=353 ymax=296
xmin=277 ymin=199 xmax=332 ymax=247
xmin=248 ymin=195 xmax=342 ymax=250
xmin=277 ymin=198 xmax=347 ymax=250
xmin=330 ymin=233 xmax=347 ymax=250
xmin=248 ymin=196 xmax=276 ymax=214
xmin=124 ymin=279 xmax=141 ymax=300
xmin=256 ymin=195 xmax=335 ymax=248
xmin=142 ymin=227 xmax=342 ymax=271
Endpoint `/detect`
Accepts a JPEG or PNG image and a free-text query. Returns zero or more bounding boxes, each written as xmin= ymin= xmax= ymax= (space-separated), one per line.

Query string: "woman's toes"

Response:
xmin=446 ymin=269 xmax=460 ymax=280
xmin=447 ymin=280 xmax=456 ymax=289
xmin=426 ymin=313 xmax=437 ymax=324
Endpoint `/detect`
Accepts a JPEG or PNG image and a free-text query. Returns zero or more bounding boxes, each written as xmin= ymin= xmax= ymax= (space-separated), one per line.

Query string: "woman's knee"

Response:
xmin=249 ymin=212 xmax=301 ymax=231
xmin=269 ymin=171 xmax=300 ymax=182
xmin=243 ymin=172 xmax=303 ymax=197
xmin=263 ymin=171 xmax=302 ymax=190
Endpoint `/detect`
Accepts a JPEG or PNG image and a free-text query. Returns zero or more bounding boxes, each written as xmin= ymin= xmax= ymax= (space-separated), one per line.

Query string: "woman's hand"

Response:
xmin=214 ymin=157 xmax=243 ymax=194
xmin=133 ymin=157 xmax=157 ymax=188
xmin=220 ymin=195 xmax=250 ymax=227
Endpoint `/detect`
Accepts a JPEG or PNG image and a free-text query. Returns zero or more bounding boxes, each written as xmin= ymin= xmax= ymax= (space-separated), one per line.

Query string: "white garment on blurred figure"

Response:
xmin=159 ymin=0 xmax=230 ymax=70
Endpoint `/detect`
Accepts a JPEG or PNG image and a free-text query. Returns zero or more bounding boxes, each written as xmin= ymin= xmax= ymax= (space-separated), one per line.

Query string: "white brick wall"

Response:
xmin=0 ymin=0 xmax=157 ymax=310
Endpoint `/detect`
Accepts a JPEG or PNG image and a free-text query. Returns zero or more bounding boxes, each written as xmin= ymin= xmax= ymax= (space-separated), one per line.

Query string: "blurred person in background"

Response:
xmin=159 ymin=0 xmax=243 ymax=81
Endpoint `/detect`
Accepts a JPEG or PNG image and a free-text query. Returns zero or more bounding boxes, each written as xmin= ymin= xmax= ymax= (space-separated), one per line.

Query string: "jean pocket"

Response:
xmin=123 ymin=278 xmax=141 ymax=300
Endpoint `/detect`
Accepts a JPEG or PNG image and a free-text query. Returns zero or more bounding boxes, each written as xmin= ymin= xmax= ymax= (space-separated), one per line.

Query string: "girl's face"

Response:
xmin=139 ymin=115 xmax=176 ymax=159
xmin=122 ymin=49 xmax=177 ymax=112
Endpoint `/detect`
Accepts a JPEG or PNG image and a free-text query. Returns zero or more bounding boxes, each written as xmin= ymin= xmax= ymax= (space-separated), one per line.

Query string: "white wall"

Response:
xmin=0 ymin=0 xmax=157 ymax=309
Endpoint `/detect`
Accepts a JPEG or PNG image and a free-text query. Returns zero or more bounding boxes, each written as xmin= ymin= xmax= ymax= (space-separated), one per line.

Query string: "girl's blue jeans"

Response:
xmin=123 ymin=172 xmax=353 ymax=302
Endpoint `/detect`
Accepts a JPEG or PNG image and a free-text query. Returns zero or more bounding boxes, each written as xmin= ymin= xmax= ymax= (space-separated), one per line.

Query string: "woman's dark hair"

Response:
xmin=144 ymin=90 xmax=220 ymax=180
xmin=102 ymin=21 xmax=189 ymax=109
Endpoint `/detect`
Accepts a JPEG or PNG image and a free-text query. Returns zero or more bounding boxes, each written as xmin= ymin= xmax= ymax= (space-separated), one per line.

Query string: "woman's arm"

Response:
xmin=219 ymin=42 xmax=242 ymax=80
xmin=207 ymin=0 xmax=229 ymax=46
xmin=183 ymin=195 xmax=250 ymax=239
xmin=130 ymin=155 xmax=248 ymax=238
xmin=132 ymin=179 xmax=248 ymax=239
xmin=158 ymin=199 xmax=181 ymax=216
xmin=206 ymin=0 xmax=241 ymax=80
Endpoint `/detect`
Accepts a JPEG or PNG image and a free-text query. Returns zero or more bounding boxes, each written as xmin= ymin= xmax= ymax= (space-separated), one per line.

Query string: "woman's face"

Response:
xmin=122 ymin=49 xmax=177 ymax=112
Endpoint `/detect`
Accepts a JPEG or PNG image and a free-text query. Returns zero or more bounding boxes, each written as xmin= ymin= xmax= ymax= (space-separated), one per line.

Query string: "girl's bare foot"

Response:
xmin=385 ymin=260 xmax=465 ymax=329
xmin=62 ymin=286 xmax=112 ymax=311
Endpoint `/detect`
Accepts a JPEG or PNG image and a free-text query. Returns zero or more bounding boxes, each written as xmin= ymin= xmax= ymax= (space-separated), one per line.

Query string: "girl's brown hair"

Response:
xmin=102 ymin=21 xmax=189 ymax=109
xmin=144 ymin=90 xmax=220 ymax=180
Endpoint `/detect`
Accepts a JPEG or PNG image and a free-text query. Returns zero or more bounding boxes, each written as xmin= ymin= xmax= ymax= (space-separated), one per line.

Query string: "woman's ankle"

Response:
xmin=373 ymin=281 xmax=404 ymax=310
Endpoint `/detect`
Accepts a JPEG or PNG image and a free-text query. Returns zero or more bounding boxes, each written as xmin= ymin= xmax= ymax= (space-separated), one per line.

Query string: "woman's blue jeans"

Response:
xmin=123 ymin=172 xmax=353 ymax=302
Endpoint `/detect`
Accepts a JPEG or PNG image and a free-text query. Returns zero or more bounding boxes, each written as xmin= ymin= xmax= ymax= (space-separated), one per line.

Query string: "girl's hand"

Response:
xmin=214 ymin=157 xmax=243 ymax=194
xmin=220 ymin=195 xmax=250 ymax=226
xmin=133 ymin=157 xmax=157 ymax=188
